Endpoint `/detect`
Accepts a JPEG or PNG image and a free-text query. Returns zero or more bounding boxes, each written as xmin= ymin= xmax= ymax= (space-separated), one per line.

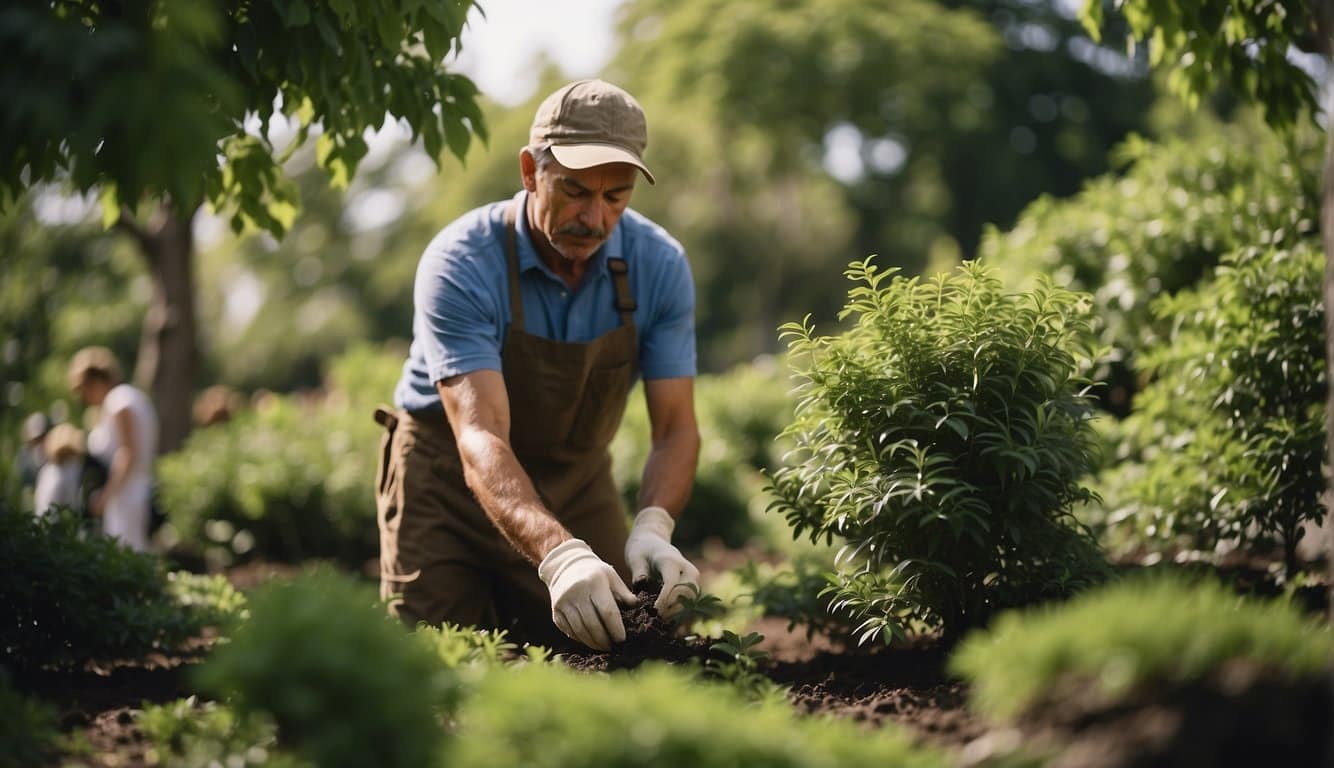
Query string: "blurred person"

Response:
xmin=378 ymin=79 xmax=701 ymax=651
xmin=34 ymin=423 xmax=86 ymax=516
xmin=193 ymin=384 xmax=243 ymax=428
xmin=18 ymin=411 xmax=51 ymax=489
xmin=68 ymin=346 xmax=159 ymax=552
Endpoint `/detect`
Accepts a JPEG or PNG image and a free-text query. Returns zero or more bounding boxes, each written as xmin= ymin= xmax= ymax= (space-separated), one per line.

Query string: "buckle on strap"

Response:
xmin=607 ymin=258 xmax=629 ymax=275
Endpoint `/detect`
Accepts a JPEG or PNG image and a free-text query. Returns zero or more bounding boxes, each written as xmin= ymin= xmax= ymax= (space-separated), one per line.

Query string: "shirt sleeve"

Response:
xmin=415 ymin=245 xmax=504 ymax=383
xmin=638 ymin=247 xmax=697 ymax=380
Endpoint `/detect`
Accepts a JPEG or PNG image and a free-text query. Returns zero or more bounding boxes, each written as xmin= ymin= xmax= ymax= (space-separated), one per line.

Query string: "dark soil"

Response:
xmin=26 ymin=556 xmax=1334 ymax=766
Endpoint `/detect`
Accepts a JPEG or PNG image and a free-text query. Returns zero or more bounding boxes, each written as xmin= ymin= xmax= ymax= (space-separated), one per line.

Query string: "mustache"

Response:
xmin=557 ymin=223 xmax=606 ymax=239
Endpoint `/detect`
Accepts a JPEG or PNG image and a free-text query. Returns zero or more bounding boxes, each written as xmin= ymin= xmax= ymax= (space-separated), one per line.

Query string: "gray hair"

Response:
xmin=526 ymin=144 xmax=558 ymax=174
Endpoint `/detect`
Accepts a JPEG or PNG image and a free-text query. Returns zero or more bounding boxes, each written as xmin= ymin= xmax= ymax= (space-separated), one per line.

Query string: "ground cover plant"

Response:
xmin=769 ymin=258 xmax=1109 ymax=642
xmin=951 ymin=574 xmax=1334 ymax=765
xmin=194 ymin=568 xmax=453 ymax=768
xmin=0 ymin=506 xmax=203 ymax=675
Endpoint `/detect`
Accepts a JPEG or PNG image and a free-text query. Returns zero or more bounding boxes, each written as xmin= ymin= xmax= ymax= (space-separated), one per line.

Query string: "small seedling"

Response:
xmin=704 ymin=630 xmax=784 ymax=701
xmin=669 ymin=584 xmax=726 ymax=628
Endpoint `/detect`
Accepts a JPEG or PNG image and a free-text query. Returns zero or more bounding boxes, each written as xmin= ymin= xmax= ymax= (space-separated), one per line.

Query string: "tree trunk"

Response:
xmin=121 ymin=203 xmax=197 ymax=455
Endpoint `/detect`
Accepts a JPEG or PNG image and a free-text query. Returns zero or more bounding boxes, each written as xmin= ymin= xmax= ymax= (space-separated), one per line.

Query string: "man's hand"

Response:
xmin=538 ymin=538 xmax=639 ymax=651
xmin=625 ymin=506 xmax=700 ymax=619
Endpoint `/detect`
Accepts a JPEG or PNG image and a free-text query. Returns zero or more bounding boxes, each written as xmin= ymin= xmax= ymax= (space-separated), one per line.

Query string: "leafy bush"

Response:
xmin=612 ymin=359 xmax=794 ymax=549
xmin=443 ymin=663 xmax=945 ymax=768
xmin=193 ymin=568 xmax=453 ymax=768
xmin=166 ymin=571 xmax=249 ymax=628
xmin=0 ymin=507 xmax=200 ymax=674
xmin=950 ymin=574 xmax=1334 ymax=720
xmin=157 ymin=344 xmax=399 ymax=567
xmin=769 ymin=258 xmax=1109 ymax=642
xmin=980 ymin=119 xmax=1320 ymax=413
xmin=138 ymin=698 xmax=304 ymax=768
xmin=1095 ymin=244 xmax=1325 ymax=576
xmin=0 ymin=671 xmax=59 ymax=768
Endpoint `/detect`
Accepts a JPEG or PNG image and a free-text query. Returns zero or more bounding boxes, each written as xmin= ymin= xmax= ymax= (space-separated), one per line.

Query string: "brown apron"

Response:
xmin=376 ymin=200 xmax=639 ymax=644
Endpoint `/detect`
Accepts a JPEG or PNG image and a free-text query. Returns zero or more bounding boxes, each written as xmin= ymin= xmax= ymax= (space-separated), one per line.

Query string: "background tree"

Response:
xmin=1 ymin=0 xmax=485 ymax=451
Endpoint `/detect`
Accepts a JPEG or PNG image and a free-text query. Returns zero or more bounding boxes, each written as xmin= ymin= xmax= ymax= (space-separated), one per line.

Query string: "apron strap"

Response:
xmin=503 ymin=200 xmax=525 ymax=332
xmin=607 ymin=257 xmax=636 ymax=326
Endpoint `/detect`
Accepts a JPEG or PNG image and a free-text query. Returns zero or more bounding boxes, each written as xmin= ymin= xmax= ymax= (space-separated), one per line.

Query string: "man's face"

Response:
xmin=523 ymin=153 xmax=637 ymax=263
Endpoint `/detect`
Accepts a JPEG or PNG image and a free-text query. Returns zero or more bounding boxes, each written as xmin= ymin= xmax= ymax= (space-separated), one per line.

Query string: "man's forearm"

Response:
xmin=454 ymin=428 xmax=571 ymax=564
xmin=636 ymin=426 xmax=700 ymax=517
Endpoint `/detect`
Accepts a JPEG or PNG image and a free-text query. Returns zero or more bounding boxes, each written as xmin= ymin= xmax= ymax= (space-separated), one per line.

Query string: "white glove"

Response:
xmin=624 ymin=506 xmax=700 ymax=619
xmin=538 ymin=538 xmax=638 ymax=651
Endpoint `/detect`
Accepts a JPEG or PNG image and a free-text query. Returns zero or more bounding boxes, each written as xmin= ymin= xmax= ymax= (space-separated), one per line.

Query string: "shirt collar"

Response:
xmin=512 ymin=190 xmax=620 ymax=285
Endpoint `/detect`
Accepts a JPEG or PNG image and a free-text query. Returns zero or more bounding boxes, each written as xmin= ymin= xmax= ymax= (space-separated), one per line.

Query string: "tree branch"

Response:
xmin=115 ymin=205 xmax=156 ymax=264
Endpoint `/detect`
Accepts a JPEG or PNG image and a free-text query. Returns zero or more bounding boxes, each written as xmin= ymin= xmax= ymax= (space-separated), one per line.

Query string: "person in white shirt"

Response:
xmin=68 ymin=346 xmax=159 ymax=552
xmin=34 ymin=422 xmax=86 ymax=517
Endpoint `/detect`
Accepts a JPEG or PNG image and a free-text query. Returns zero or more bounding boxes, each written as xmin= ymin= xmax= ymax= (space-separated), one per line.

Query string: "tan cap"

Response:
xmin=529 ymin=79 xmax=655 ymax=184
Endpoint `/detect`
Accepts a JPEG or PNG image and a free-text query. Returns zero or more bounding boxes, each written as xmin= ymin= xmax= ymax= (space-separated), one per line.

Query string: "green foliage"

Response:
xmin=734 ymin=557 xmax=859 ymax=641
xmin=166 ymin=571 xmax=249 ymax=628
xmin=702 ymin=630 xmax=783 ymax=702
xmin=0 ymin=507 xmax=200 ymax=673
xmin=1082 ymin=0 xmax=1321 ymax=133
xmin=157 ymin=344 xmax=397 ymax=567
xmin=0 ymin=671 xmax=59 ymax=768
xmin=443 ymin=663 xmax=946 ymax=768
xmin=194 ymin=568 xmax=452 ymax=768
xmin=981 ymin=119 xmax=1320 ymax=411
xmin=612 ymin=360 xmax=795 ymax=549
xmin=950 ymin=574 xmax=1334 ymax=720
xmin=769 ymin=258 xmax=1109 ymax=641
xmin=1098 ymin=244 xmax=1326 ymax=574
xmin=138 ymin=698 xmax=305 ymax=768
xmin=669 ymin=584 xmax=727 ymax=631
xmin=3 ymin=0 xmax=485 ymax=236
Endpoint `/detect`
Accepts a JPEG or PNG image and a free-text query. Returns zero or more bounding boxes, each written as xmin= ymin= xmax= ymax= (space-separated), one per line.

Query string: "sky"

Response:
xmin=450 ymin=0 xmax=626 ymax=107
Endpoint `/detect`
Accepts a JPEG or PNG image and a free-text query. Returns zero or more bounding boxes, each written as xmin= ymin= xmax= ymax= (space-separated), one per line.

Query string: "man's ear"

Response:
xmin=519 ymin=149 xmax=538 ymax=192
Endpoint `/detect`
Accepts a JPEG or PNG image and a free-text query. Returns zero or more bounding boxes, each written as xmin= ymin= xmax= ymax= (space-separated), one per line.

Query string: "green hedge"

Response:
xmin=157 ymin=344 xmax=399 ymax=567
xmin=980 ymin=118 xmax=1320 ymax=413
xmin=1095 ymin=244 xmax=1325 ymax=575
xmin=0 ymin=671 xmax=59 ymax=768
xmin=1 ymin=507 xmax=201 ymax=674
xmin=950 ymin=574 xmax=1334 ymax=720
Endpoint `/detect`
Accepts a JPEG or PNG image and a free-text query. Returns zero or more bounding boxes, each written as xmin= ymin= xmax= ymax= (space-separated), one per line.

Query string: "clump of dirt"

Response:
xmin=559 ymin=585 xmax=713 ymax=671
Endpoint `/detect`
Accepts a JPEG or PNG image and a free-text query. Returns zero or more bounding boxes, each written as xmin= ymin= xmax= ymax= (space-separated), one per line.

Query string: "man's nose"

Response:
xmin=577 ymin=196 xmax=605 ymax=226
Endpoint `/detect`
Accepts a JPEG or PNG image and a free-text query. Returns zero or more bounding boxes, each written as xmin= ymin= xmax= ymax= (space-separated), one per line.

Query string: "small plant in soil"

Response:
xmin=704 ymin=630 xmax=784 ymax=701
xmin=669 ymin=583 xmax=726 ymax=631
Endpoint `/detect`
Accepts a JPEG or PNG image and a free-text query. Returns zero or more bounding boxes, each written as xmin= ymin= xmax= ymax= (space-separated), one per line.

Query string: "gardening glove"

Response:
xmin=625 ymin=506 xmax=700 ymax=620
xmin=538 ymin=538 xmax=639 ymax=651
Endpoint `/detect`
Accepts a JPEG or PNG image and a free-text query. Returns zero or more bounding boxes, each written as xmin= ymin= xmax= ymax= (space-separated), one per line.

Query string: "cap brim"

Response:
xmin=550 ymin=143 xmax=655 ymax=185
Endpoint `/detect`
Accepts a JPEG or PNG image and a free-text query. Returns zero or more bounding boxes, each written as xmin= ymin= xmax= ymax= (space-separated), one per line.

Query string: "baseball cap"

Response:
xmin=529 ymin=79 xmax=655 ymax=184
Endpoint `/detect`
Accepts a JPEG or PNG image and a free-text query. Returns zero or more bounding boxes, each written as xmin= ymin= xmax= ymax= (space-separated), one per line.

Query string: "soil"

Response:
xmin=21 ymin=558 xmax=1334 ymax=767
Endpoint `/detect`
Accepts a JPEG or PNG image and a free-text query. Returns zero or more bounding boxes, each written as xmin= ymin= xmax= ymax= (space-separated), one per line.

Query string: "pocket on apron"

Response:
xmin=568 ymin=364 xmax=633 ymax=449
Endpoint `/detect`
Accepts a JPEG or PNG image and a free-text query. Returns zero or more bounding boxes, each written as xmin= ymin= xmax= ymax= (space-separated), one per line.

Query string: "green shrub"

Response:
xmin=0 ymin=671 xmax=59 ymax=768
xmin=0 ymin=507 xmax=200 ymax=673
xmin=157 ymin=345 xmax=397 ymax=567
xmin=612 ymin=359 xmax=794 ymax=549
xmin=950 ymin=574 xmax=1334 ymax=720
xmin=769 ymin=258 xmax=1109 ymax=642
xmin=193 ymin=568 xmax=453 ymax=768
xmin=166 ymin=571 xmax=249 ymax=628
xmin=444 ymin=663 xmax=945 ymax=768
xmin=138 ymin=698 xmax=305 ymax=768
xmin=981 ymin=119 xmax=1320 ymax=413
xmin=1096 ymin=244 xmax=1325 ymax=576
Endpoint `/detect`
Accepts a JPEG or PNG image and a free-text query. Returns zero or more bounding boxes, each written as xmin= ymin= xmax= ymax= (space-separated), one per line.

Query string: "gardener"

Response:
xmin=377 ymin=79 xmax=701 ymax=652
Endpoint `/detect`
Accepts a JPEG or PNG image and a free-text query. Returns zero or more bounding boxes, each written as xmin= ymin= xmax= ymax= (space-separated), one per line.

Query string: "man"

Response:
xmin=378 ymin=79 xmax=701 ymax=651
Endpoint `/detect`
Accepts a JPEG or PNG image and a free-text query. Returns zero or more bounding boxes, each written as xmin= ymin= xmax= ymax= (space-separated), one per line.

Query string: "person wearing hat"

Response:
xmin=68 ymin=346 xmax=159 ymax=552
xmin=378 ymin=79 xmax=700 ymax=651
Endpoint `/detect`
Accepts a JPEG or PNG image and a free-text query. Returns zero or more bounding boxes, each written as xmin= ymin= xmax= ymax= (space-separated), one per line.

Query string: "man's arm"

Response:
xmin=436 ymin=369 xmax=569 ymax=563
xmin=626 ymin=376 xmax=701 ymax=616
xmin=636 ymin=377 xmax=700 ymax=516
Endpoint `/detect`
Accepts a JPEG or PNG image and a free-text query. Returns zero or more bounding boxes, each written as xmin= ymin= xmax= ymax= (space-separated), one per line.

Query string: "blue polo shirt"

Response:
xmin=394 ymin=191 xmax=697 ymax=414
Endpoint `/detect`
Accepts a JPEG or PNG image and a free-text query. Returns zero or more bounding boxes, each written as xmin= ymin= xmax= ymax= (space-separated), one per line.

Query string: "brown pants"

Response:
xmin=376 ymin=409 xmax=630 ymax=646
